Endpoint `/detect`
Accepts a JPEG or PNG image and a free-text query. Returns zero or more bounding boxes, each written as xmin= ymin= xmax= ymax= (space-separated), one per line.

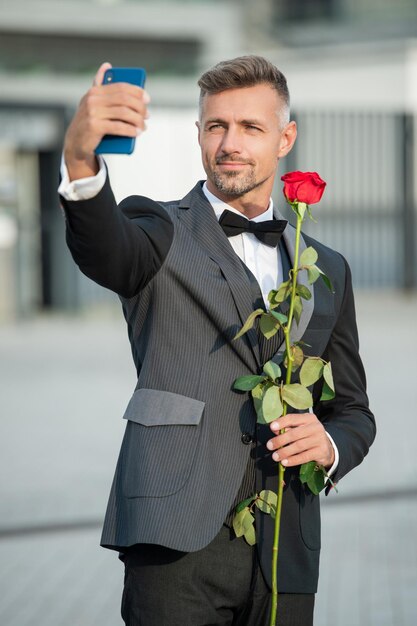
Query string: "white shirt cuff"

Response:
xmin=324 ymin=431 xmax=339 ymax=478
xmin=58 ymin=155 xmax=107 ymax=201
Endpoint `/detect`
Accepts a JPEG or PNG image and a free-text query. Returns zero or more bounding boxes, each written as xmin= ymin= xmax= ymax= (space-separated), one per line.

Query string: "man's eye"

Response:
xmin=246 ymin=125 xmax=261 ymax=131
xmin=208 ymin=124 xmax=223 ymax=131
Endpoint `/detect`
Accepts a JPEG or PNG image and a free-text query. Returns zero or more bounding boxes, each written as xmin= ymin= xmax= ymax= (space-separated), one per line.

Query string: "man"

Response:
xmin=59 ymin=56 xmax=375 ymax=626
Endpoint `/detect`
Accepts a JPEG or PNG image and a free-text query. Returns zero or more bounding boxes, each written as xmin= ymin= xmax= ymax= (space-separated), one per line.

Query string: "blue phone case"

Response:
xmin=95 ymin=67 xmax=147 ymax=155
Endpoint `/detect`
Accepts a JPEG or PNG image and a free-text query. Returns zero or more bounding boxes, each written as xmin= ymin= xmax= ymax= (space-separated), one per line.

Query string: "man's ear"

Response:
xmin=195 ymin=121 xmax=201 ymax=145
xmin=278 ymin=121 xmax=297 ymax=159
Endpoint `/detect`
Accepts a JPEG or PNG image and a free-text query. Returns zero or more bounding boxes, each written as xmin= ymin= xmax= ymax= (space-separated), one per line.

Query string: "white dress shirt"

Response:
xmin=58 ymin=159 xmax=339 ymax=476
xmin=202 ymin=183 xmax=282 ymax=309
xmin=58 ymin=155 xmax=107 ymax=201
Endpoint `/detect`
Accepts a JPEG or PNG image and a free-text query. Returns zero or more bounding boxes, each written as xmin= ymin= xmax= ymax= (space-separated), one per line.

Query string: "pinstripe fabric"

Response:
xmin=101 ymin=184 xmax=263 ymax=554
xmin=100 ymin=183 xmax=321 ymax=577
xmin=224 ymin=263 xmax=264 ymax=527
xmin=101 ymin=183 xmax=316 ymax=544
xmin=224 ymin=251 xmax=287 ymax=527
xmin=62 ymin=179 xmax=374 ymax=593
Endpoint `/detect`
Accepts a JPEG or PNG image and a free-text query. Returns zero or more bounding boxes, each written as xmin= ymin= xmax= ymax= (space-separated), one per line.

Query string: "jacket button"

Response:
xmin=241 ymin=432 xmax=253 ymax=445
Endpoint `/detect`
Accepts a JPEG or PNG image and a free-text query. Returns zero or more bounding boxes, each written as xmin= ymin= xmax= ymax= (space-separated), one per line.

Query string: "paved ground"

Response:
xmin=1 ymin=291 xmax=416 ymax=626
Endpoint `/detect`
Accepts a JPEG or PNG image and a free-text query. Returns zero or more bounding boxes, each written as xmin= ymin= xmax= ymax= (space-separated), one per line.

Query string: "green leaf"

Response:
xmin=268 ymin=289 xmax=278 ymax=306
xmin=323 ymin=362 xmax=335 ymax=391
xmin=255 ymin=498 xmax=271 ymax=514
xmin=306 ymin=205 xmax=317 ymax=223
xmin=299 ymin=246 xmax=318 ymax=267
xmin=318 ymin=269 xmax=334 ymax=292
xmin=236 ymin=496 xmax=257 ymax=514
xmin=269 ymin=309 xmax=288 ymax=325
xmin=320 ymin=380 xmax=335 ymax=401
xmin=232 ymin=507 xmax=254 ymax=538
xmin=282 ymin=383 xmax=313 ymax=410
xmin=307 ymin=265 xmax=321 ymax=285
xmin=243 ymin=522 xmax=256 ymax=546
xmin=232 ymin=508 xmax=246 ymax=537
xmin=259 ymin=490 xmax=278 ymax=508
xmin=263 ymin=360 xmax=281 ymax=382
xmin=262 ymin=384 xmax=283 ymax=423
xmin=299 ymin=460 xmax=316 ymax=484
xmin=293 ymin=345 xmax=305 ymax=368
xmin=272 ymin=280 xmax=291 ymax=305
xmin=240 ymin=509 xmax=255 ymax=533
xmin=285 ymin=345 xmax=304 ymax=370
xmin=300 ymin=358 xmax=324 ymax=387
xmin=300 ymin=462 xmax=326 ymax=495
xmin=233 ymin=375 xmax=266 ymax=391
xmin=233 ymin=308 xmax=264 ymax=340
xmin=259 ymin=313 xmax=279 ymax=340
xmin=267 ymin=291 xmax=279 ymax=309
xmin=296 ymin=284 xmax=312 ymax=300
xmin=293 ymin=295 xmax=303 ymax=325
xmin=308 ymin=470 xmax=325 ymax=495
xmin=251 ymin=383 xmax=266 ymax=424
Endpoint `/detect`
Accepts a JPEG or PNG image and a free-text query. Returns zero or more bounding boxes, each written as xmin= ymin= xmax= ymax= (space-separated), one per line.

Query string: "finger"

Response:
xmin=79 ymin=90 xmax=148 ymax=134
xmin=94 ymin=105 xmax=146 ymax=130
xmin=93 ymin=61 xmax=113 ymax=87
xmin=100 ymin=120 xmax=140 ymax=138
xmin=276 ymin=438 xmax=332 ymax=467
xmin=88 ymin=85 xmax=149 ymax=115
xmin=267 ymin=429 xmax=334 ymax=467
xmin=270 ymin=412 xmax=315 ymax=434
xmin=267 ymin=433 xmax=320 ymax=464
xmin=276 ymin=447 xmax=324 ymax=467
xmin=267 ymin=423 xmax=318 ymax=452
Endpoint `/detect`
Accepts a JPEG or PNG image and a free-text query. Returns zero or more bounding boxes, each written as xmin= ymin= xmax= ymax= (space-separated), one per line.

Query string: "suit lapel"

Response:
xmin=174 ymin=184 xmax=314 ymax=369
xmin=177 ymin=182 xmax=261 ymax=370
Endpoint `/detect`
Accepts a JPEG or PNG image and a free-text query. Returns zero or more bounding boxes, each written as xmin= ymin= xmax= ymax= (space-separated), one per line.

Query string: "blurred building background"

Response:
xmin=1 ymin=2 xmax=417 ymax=626
xmin=0 ymin=0 xmax=416 ymax=319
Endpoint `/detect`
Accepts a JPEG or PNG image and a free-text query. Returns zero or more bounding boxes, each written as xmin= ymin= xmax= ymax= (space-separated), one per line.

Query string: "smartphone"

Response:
xmin=95 ymin=67 xmax=147 ymax=155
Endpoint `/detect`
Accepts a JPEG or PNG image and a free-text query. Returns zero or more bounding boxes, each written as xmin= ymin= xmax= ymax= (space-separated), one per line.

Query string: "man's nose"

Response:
xmin=219 ymin=128 xmax=242 ymax=155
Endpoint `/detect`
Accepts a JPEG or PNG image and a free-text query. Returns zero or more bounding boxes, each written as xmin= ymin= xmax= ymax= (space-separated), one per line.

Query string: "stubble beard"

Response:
xmin=209 ymin=162 xmax=261 ymax=198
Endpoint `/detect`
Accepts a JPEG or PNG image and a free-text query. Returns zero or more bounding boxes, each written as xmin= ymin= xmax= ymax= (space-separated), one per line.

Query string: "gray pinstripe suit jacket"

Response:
xmin=62 ymin=178 xmax=375 ymax=593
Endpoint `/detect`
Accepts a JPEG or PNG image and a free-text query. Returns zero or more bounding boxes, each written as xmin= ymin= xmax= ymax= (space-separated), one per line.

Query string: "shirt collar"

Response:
xmin=202 ymin=182 xmax=274 ymax=223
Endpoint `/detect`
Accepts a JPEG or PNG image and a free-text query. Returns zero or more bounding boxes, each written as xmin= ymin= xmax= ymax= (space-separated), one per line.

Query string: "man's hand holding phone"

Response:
xmin=63 ymin=62 xmax=150 ymax=182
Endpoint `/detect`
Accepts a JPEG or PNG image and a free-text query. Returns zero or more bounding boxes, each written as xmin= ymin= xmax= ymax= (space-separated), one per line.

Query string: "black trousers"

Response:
xmin=121 ymin=525 xmax=314 ymax=626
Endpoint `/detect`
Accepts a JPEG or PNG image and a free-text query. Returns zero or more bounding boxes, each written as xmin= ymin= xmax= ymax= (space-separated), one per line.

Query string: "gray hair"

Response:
xmin=198 ymin=55 xmax=290 ymax=127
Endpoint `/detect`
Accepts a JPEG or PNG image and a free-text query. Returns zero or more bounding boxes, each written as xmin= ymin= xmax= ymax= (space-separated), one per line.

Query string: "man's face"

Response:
xmin=197 ymin=84 xmax=296 ymax=203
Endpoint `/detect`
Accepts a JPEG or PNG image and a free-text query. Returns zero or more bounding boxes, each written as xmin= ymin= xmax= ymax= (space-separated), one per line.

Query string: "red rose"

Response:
xmin=281 ymin=171 xmax=326 ymax=205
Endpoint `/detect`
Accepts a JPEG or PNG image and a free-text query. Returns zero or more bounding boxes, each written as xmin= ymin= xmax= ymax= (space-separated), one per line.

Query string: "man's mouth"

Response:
xmin=215 ymin=159 xmax=253 ymax=171
xmin=218 ymin=162 xmax=247 ymax=168
xmin=216 ymin=157 xmax=252 ymax=164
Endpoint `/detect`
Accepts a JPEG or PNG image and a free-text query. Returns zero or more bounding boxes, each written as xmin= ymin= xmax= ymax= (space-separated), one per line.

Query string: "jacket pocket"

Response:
xmin=121 ymin=388 xmax=205 ymax=498
xmin=299 ymin=483 xmax=321 ymax=551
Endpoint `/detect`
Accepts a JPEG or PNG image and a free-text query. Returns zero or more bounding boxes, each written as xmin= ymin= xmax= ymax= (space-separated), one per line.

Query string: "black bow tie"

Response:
xmin=219 ymin=209 xmax=287 ymax=247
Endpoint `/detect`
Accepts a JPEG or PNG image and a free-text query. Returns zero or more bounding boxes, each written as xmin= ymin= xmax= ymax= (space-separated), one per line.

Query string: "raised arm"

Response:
xmin=59 ymin=63 xmax=174 ymax=298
